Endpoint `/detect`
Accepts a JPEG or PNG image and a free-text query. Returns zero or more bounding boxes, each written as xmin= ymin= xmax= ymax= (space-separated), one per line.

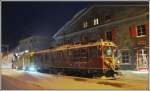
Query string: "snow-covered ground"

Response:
xmin=1 ymin=68 xmax=149 ymax=90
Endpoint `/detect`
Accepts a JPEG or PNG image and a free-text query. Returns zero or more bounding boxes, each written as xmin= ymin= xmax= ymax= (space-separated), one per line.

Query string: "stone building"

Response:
xmin=53 ymin=4 xmax=149 ymax=70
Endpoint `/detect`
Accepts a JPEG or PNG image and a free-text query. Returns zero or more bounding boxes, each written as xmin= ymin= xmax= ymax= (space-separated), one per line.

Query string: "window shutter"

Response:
xmin=144 ymin=22 xmax=149 ymax=35
xmin=112 ymin=28 xmax=117 ymax=42
xmin=130 ymin=24 xmax=137 ymax=38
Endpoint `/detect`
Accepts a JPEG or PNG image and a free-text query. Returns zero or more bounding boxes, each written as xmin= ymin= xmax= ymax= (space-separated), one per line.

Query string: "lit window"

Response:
xmin=94 ymin=18 xmax=99 ymax=26
xmin=121 ymin=51 xmax=130 ymax=64
xmin=136 ymin=25 xmax=146 ymax=37
xmin=83 ymin=21 xmax=88 ymax=28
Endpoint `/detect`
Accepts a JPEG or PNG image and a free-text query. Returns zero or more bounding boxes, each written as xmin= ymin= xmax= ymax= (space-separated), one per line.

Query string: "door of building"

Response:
xmin=136 ymin=49 xmax=148 ymax=71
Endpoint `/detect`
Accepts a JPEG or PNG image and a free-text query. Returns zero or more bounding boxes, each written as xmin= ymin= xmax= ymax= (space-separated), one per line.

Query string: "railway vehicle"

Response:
xmin=12 ymin=40 xmax=119 ymax=76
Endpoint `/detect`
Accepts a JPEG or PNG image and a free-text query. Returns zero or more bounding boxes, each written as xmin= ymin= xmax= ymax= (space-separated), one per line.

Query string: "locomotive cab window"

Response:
xmin=104 ymin=47 xmax=112 ymax=56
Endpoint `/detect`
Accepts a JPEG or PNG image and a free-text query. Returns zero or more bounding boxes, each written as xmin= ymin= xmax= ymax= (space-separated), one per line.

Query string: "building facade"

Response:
xmin=53 ymin=5 xmax=149 ymax=70
xmin=14 ymin=36 xmax=53 ymax=53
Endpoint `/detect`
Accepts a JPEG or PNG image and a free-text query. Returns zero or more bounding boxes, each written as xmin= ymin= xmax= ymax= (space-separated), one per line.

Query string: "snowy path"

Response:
xmin=1 ymin=68 xmax=149 ymax=90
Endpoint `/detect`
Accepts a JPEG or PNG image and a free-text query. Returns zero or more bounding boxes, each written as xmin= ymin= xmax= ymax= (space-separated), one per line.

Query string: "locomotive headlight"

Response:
xmin=16 ymin=66 xmax=18 ymax=69
xmin=104 ymin=47 xmax=112 ymax=56
xmin=22 ymin=67 xmax=25 ymax=70
xmin=28 ymin=66 xmax=37 ymax=72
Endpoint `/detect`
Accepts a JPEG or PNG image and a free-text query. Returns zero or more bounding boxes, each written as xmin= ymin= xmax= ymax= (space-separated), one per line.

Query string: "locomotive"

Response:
xmin=12 ymin=40 xmax=119 ymax=77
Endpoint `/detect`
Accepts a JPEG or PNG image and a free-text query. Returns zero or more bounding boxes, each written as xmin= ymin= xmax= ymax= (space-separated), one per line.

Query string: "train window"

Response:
xmin=80 ymin=48 xmax=88 ymax=61
xmin=89 ymin=46 xmax=99 ymax=58
xmin=53 ymin=52 xmax=57 ymax=60
xmin=72 ymin=49 xmax=80 ymax=61
xmin=47 ymin=53 xmax=51 ymax=61
xmin=45 ymin=53 xmax=49 ymax=61
xmin=80 ymin=48 xmax=87 ymax=54
xmin=66 ymin=49 xmax=73 ymax=61
xmin=40 ymin=55 xmax=43 ymax=61
xmin=50 ymin=53 xmax=54 ymax=61
xmin=61 ymin=51 xmax=65 ymax=61
xmin=33 ymin=55 xmax=37 ymax=62
xmin=36 ymin=55 xmax=41 ymax=62
xmin=37 ymin=54 xmax=41 ymax=61
xmin=57 ymin=51 xmax=64 ymax=61
xmin=56 ymin=52 xmax=59 ymax=61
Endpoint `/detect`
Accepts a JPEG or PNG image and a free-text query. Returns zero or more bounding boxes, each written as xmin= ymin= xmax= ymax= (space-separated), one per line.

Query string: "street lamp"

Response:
xmin=25 ymin=50 xmax=29 ymax=53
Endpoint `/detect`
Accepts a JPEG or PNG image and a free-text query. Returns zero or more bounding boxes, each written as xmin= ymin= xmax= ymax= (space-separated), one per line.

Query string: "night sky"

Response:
xmin=2 ymin=1 xmax=148 ymax=50
xmin=2 ymin=1 xmax=97 ymax=50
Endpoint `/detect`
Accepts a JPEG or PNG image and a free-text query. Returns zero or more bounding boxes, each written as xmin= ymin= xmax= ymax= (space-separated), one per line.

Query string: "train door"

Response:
xmin=136 ymin=48 xmax=148 ymax=71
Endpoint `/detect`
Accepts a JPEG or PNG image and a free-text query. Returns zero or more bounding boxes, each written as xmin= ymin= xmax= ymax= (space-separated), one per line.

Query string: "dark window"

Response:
xmin=72 ymin=49 xmax=80 ymax=61
xmin=80 ymin=48 xmax=88 ymax=61
xmin=38 ymin=55 xmax=43 ymax=61
xmin=67 ymin=50 xmax=73 ymax=61
xmin=53 ymin=53 xmax=56 ymax=61
xmin=44 ymin=53 xmax=49 ymax=61
xmin=137 ymin=25 xmax=146 ymax=36
xmin=121 ymin=52 xmax=129 ymax=63
xmin=89 ymin=46 xmax=99 ymax=58
xmin=106 ymin=31 xmax=112 ymax=41
xmin=72 ymin=48 xmax=88 ymax=61
xmin=105 ymin=15 xmax=111 ymax=22
xmin=57 ymin=51 xmax=64 ymax=61
xmin=50 ymin=53 xmax=54 ymax=61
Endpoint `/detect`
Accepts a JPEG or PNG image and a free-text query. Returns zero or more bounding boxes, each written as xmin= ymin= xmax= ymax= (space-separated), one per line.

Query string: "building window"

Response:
xmin=105 ymin=15 xmax=111 ymax=22
xmin=94 ymin=18 xmax=99 ymax=26
xmin=121 ymin=51 xmax=130 ymax=64
xmin=106 ymin=31 xmax=112 ymax=41
xmin=136 ymin=25 xmax=146 ymax=37
xmin=83 ymin=21 xmax=88 ymax=28
xmin=137 ymin=49 xmax=148 ymax=68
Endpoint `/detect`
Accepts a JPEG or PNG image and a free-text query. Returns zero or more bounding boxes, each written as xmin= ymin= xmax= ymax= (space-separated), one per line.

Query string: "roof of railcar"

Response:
xmin=32 ymin=41 xmax=117 ymax=54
